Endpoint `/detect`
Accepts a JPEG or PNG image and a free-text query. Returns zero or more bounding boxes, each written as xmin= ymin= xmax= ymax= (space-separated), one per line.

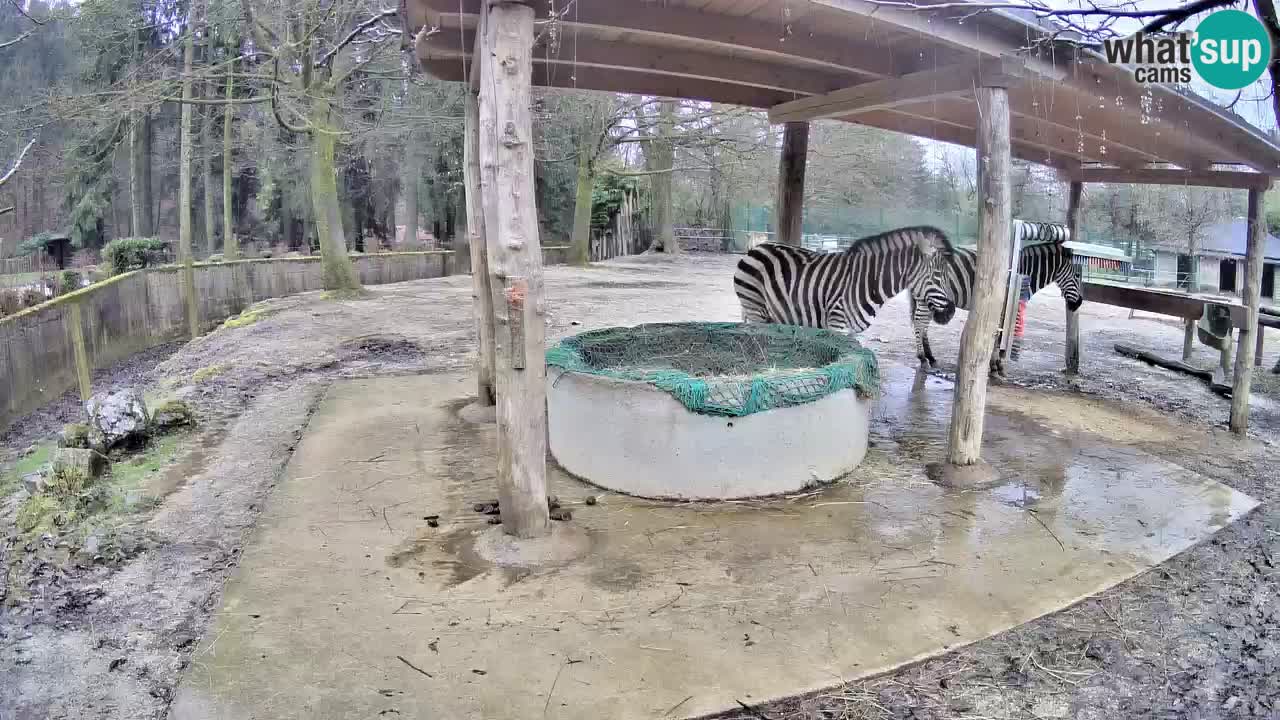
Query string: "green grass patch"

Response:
xmin=192 ymin=363 xmax=231 ymax=383
xmin=221 ymin=303 xmax=276 ymax=330
xmin=13 ymin=431 xmax=192 ymax=542
xmin=107 ymin=431 xmax=187 ymax=499
xmin=1 ymin=443 xmax=52 ymax=497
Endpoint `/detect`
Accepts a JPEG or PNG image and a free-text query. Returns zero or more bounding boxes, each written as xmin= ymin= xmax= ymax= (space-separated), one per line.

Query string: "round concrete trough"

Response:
xmin=546 ymin=367 xmax=871 ymax=500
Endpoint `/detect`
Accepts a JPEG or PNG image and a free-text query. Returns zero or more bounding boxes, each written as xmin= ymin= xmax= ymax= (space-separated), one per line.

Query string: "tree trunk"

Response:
xmin=1064 ymin=181 xmax=1083 ymax=374
xmin=478 ymin=1 xmax=550 ymax=537
xmin=464 ymin=86 xmax=496 ymax=405
xmin=178 ymin=19 xmax=200 ymax=340
xmin=1230 ymin=189 xmax=1266 ymax=433
xmin=946 ymin=85 xmax=1012 ymax=468
xmin=1253 ymin=0 xmax=1280 ymax=128
xmin=775 ymin=121 xmax=809 ymax=247
xmin=569 ymin=144 xmax=593 ymax=265
xmin=649 ymin=100 xmax=677 ymax=253
xmin=403 ymin=150 xmax=419 ymax=249
xmin=223 ymin=66 xmax=237 ymax=259
xmin=308 ymin=82 xmax=363 ymax=292
xmin=201 ymin=100 xmax=216 ymax=255
xmin=130 ymin=113 xmax=154 ymax=237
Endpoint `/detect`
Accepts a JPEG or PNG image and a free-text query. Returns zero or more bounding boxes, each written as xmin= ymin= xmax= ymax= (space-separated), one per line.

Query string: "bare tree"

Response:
xmin=237 ymin=0 xmax=405 ymax=292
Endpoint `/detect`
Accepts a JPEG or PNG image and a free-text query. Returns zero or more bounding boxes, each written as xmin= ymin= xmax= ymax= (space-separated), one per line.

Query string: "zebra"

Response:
xmin=734 ymin=226 xmax=958 ymax=363
xmin=910 ymin=220 xmax=1084 ymax=368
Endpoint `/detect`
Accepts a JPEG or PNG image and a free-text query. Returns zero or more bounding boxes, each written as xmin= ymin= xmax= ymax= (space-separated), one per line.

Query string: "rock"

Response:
xmin=22 ymin=444 xmax=37 ymax=457
xmin=52 ymin=447 xmax=110 ymax=483
xmin=83 ymin=534 xmax=102 ymax=555
xmin=21 ymin=471 xmax=47 ymax=496
xmin=150 ymin=400 xmax=195 ymax=431
xmin=85 ymin=389 xmax=150 ymax=451
xmin=584 ymin=495 xmax=598 ymax=506
xmin=59 ymin=423 xmax=91 ymax=449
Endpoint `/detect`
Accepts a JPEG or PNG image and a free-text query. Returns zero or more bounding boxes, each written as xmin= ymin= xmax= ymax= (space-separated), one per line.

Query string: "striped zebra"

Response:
xmin=734 ymin=226 xmax=958 ymax=363
xmin=910 ymin=220 xmax=1084 ymax=367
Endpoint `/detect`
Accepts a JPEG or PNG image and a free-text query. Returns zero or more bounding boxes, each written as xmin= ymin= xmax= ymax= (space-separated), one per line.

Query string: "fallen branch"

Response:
xmin=396 ymin=654 xmax=433 ymax=678
xmin=1114 ymin=343 xmax=1232 ymax=396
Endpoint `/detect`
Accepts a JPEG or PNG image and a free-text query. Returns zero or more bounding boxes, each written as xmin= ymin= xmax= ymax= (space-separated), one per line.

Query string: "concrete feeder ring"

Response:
xmin=545 ymin=322 xmax=878 ymax=501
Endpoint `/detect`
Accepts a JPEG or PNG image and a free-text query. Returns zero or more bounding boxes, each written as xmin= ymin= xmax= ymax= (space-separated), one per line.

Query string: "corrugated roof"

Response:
xmin=1199 ymin=220 xmax=1280 ymax=260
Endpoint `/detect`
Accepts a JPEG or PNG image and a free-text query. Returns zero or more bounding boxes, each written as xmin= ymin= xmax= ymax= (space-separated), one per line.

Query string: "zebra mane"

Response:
xmin=840 ymin=225 xmax=954 ymax=258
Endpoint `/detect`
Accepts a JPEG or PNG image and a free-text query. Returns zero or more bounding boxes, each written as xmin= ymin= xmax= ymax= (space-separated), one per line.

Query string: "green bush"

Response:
xmin=58 ymin=270 xmax=82 ymax=295
xmin=0 ymin=289 xmax=22 ymax=317
xmin=103 ymin=237 xmax=168 ymax=275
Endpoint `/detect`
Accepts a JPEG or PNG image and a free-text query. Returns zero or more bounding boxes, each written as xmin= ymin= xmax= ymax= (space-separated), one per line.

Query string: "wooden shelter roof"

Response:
xmin=405 ymin=0 xmax=1280 ymax=182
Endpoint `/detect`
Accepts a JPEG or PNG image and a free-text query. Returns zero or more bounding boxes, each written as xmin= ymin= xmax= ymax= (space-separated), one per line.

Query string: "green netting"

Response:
xmin=545 ymin=322 xmax=879 ymax=418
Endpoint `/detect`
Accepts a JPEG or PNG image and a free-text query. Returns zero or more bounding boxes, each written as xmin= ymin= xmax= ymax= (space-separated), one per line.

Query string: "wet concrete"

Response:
xmin=169 ymin=368 xmax=1257 ymax=720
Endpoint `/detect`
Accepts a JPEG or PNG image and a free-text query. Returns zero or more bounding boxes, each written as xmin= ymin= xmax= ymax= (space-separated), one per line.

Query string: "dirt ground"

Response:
xmin=1 ymin=252 xmax=1277 ymax=720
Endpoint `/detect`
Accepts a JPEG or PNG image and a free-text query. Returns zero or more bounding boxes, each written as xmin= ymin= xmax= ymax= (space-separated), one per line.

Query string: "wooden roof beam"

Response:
xmin=768 ymin=59 xmax=1024 ymax=124
xmin=421 ymin=29 xmax=858 ymax=98
xmin=1065 ymin=167 xmax=1273 ymax=190
xmin=812 ymin=0 xmax=1064 ymax=80
xmin=416 ymin=0 xmax=931 ymax=79
xmin=418 ymin=57 xmax=798 ymax=109
xmin=846 ymin=109 xmax=1082 ymax=172
xmin=1006 ymin=86 xmax=1215 ymax=171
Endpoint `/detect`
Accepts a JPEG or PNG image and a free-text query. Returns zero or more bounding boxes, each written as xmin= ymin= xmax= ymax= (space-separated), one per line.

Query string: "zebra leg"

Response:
xmin=910 ymin=296 xmax=936 ymax=368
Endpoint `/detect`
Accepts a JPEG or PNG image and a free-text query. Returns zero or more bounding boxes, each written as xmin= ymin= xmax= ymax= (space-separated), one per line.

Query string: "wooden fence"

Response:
xmin=0 ymin=247 xmax=571 ymax=431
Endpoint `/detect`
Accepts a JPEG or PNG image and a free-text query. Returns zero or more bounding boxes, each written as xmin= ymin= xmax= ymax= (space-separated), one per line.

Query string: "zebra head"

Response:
xmin=1053 ymin=251 xmax=1085 ymax=311
xmin=910 ymin=230 xmax=958 ymax=325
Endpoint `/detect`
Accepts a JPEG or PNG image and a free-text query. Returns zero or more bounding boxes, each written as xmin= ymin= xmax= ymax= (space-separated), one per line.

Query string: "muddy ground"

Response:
xmin=1 ymin=252 xmax=1277 ymax=720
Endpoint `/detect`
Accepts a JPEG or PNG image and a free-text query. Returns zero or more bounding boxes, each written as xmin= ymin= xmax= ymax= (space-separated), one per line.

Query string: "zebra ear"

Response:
xmin=915 ymin=229 xmax=952 ymax=256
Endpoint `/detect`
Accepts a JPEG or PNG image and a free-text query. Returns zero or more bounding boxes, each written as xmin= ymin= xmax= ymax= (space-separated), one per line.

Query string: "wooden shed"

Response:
xmin=404 ymin=0 xmax=1280 ymax=537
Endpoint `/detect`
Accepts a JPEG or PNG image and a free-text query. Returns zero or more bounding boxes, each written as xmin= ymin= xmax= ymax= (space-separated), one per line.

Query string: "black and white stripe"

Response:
xmin=734 ymin=226 xmax=958 ymax=358
xmin=911 ymin=221 xmax=1084 ymax=367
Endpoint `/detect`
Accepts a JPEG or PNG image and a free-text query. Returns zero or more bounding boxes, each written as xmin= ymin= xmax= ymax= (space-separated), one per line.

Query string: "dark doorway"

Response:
xmin=1264 ymin=263 xmax=1276 ymax=298
xmin=1220 ymin=259 xmax=1238 ymax=293
xmin=1177 ymin=254 xmax=1193 ymax=289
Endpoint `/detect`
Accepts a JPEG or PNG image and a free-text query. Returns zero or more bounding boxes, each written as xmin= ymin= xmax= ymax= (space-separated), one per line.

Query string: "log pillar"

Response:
xmin=775 ymin=121 xmax=809 ymax=247
xmin=477 ymin=0 xmax=550 ymax=537
xmin=946 ymin=83 xmax=1013 ymax=467
xmin=1063 ymin=180 xmax=1083 ymax=374
xmin=463 ymin=25 xmax=496 ymax=406
xmin=1183 ymin=317 xmax=1196 ymax=361
xmin=1229 ymin=186 xmax=1268 ymax=433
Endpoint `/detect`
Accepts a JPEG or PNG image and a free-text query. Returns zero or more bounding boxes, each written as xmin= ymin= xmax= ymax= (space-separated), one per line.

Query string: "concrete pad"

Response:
xmin=171 ymin=367 xmax=1258 ymax=720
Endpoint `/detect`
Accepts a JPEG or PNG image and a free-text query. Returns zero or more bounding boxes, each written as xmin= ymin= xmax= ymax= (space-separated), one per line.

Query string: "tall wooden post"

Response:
xmin=1183 ymin=317 xmax=1196 ymax=361
xmin=1063 ymin=181 xmax=1083 ymax=374
xmin=1230 ymin=186 xmax=1268 ymax=433
xmin=946 ymin=83 xmax=1013 ymax=467
xmin=775 ymin=121 xmax=809 ymax=246
xmin=477 ymin=0 xmax=550 ymax=537
xmin=464 ymin=15 xmax=496 ymax=406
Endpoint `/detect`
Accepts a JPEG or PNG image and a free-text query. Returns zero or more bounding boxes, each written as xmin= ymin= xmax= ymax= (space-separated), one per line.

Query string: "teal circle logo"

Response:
xmin=1192 ymin=10 xmax=1271 ymax=90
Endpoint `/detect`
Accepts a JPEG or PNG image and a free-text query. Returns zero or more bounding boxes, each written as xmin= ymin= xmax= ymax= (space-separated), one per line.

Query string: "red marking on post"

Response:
xmin=505 ymin=279 xmax=527 ymax=309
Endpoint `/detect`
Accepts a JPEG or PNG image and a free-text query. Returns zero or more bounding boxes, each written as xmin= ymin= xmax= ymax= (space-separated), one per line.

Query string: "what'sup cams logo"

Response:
xmin=1102 ymin=9 xmax=1271 ymax=90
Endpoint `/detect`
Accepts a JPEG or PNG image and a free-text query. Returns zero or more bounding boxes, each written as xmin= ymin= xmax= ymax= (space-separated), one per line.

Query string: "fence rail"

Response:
xmin=0 ymin=247 xmax=572 ymax=431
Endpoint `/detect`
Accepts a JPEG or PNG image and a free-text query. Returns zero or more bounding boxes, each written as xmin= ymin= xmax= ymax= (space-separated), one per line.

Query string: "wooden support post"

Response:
xmin=464 ymin=59 xmax=496 ymax=406
xmin=1064 ymin=181 xmax=1083 ymax=375
xmin=1183 ymin=317 xmax=1196 ymax=361
xmin=775 ymin=121 xmax=808 ymax=247
xmin=66 ymin=301 xmax=92 ymax=403
xmin=1256 ymin=326 xmax=1265 ymax=367
xmin=1230 ymin=187 xmax=1267 ymax=433
xmin=946 ymin=84 xmax=1013 ymax=467
xmin=477 ymin=0 xmax=550 ymax=537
